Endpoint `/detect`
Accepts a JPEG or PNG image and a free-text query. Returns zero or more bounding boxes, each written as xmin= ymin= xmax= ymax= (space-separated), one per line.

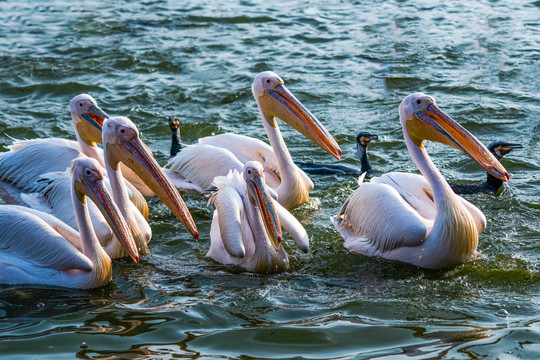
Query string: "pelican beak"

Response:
xmin=106 ymin=137 xmax=199 ymax=240
xmin=412 ymin=104 xmax=509 ymax=182
xmin=247 ymin=173 xmax=282 ymax=250
xmin=260 ymin=84 xmax=342 ymax=159
xmin=75 ymin=177 xmax=139 ymax=263
xmin=79 ymin=105 xmax=110 ymax=144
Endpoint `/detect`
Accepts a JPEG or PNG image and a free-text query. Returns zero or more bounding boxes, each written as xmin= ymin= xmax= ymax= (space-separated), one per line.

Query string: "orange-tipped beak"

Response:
xmin=413 ymin=103 xmax=509 ymax=182
xmin=107 ymin=138 xmax=199 ymax=239
xmin=260 ymin=84 xmax=342 ymax=160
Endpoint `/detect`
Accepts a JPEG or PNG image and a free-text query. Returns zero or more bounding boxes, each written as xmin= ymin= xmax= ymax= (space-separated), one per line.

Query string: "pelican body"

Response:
xmin=207 ymin=161 xmax=310 ymax=273
xmin=332 ymin=93 xmax=508 ymax=269
xmin=166 ymin=71 xmax=342 ymax=209
xmin=0 ymin=157 xmax=138 ymax=289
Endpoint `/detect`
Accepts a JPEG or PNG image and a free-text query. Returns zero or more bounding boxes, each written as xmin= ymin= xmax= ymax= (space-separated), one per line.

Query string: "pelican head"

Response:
xmin=244 ymin=161 xmax=282 ymax=250
xmin=71 ymin=157 xmax=139 ymax=262
xmin=102 ymin=116 xmax=198 ymax=239
xmin=400 ymin=92 xmax=509 ymax=182
xmin=252 ymin=71 xmax=342 ymax=160
xmin=488 ymin=141 xmax=523 ymax=160
xmin=69 ymin=94 xmax=110 ymax=146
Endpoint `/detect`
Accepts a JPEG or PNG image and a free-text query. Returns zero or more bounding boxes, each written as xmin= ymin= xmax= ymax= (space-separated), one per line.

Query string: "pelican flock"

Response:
xmin=332 ymin=93 xmax=509 ymax=269
xmin=0 ymin=77 xmax=519 ymax=287
xmin=166 ymin=71 xmax=342 ymax=209
xmin=0 ymin=157 xmax=138 ymax=288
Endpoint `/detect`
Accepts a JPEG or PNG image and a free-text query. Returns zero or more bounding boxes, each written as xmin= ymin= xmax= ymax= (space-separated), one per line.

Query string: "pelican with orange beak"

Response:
xmin=0 ymin=116 xmax=198 ymax=259
xmin=0 ymin=157 xmax=139 ymax=289
xmin=207 ymin=161 xmax=309 ymax=273
xmin=0 ymin=94 xmax=149 ymax=218
xmin=166 ymin=71 xmax=342 ymax=209
xmin=332 ymin=93 xmax=509 ymax=269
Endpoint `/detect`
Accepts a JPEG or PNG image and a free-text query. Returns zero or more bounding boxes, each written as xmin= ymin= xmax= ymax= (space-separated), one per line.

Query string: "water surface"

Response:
xmin=0 ymin=0 xmax=539 ymax=358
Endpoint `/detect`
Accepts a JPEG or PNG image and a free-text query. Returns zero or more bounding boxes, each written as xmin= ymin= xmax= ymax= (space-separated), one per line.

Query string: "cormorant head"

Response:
xmin=356 ymin=132 xmax=378 ymax=147
xmin=488 ymin=141 xmax=523 ymax=160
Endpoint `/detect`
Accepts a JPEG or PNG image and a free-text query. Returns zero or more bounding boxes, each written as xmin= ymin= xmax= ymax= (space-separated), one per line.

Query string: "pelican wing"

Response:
xmin=198 ymin=133 xmax=312 ymax=189
xmin=370 ymin=172 xmax=436 ymax=220
xmin=5 ymin=205 xmax=83 ymax=251
xmin=0 ymin=206 xmax=93 ymax=271
xmin=273 ymin=200 xmax=309 ymax=253
xmin=0 ymin=138 xmax=81 ymax=191
xmin=166 ymin=144 xmax=243 ymax=191
xmin=372 ymin=172 xmax=486 ymax=233
xmin=211 ymin=186 xmax=246 ymax=258
xmin=334 ymin=181 xmax=428 ymax=255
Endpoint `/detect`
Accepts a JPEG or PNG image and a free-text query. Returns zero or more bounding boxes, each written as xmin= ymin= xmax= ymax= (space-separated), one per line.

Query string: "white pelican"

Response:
xmin=0 ymin=94 xmax=149 ymax=217
xmin=166 ymin=71 xmax=342 ymax=209
xmin=332 ymin=93 xmax=509 ymax=269
xmin=207 ymin=161 xmax=310 ymax=273
xmin=0 ymin=116 xmax=199 ymax=259
xmin=0 ymin=157 xmax=139 ymax=289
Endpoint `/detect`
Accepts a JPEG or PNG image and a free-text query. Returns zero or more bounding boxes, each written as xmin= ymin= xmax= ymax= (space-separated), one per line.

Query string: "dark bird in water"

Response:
xmin=295 ymin=132 xmax=378 ymax=175
xmin=449 ymin=141 xmax=522 ymax=195
xmin=169 ymin=117 xmax=183 ymax=157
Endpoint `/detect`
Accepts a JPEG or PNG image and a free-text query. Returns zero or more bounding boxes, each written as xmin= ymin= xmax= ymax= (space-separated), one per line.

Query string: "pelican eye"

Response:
xmin=247 ymin=170 xmax=252 ymax=175
xmin=79 ymin=102 xmax=83 ymax=107
xmin=266 ymin=79 xmax=270 ymax=84
xmin=85 ymin=169 xmax=91 ymax=176
xmin=416 ymin=99 xmax=421 ymax=104
xmin=120 ymin=128 xmax=125 ymax=134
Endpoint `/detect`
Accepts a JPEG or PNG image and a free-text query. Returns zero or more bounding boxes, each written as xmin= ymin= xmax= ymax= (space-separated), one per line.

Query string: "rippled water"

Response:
xmin=1 ymin=0 xmax=539 ymax=358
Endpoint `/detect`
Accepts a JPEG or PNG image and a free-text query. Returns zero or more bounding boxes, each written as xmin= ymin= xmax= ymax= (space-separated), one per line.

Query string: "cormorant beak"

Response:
xmin=498 ymin=143 xmax=523 ymax=157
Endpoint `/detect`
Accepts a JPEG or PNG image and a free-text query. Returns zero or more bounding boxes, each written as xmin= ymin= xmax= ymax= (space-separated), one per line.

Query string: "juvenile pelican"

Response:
xmin=450 ymin=141 xmax=522 ymax=195
xmin=332 ymin=93 xmax=508 ymax=269
xmin=207 ymin=161 xmax=309 ymax=273
xmin=0 ymin=157 xmax=138 ymax=289
xmin=166 ymin=71 xmax=342 ymax=209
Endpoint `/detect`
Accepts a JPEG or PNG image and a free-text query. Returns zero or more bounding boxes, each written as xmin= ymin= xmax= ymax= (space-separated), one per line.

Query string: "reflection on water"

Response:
xmin=1 ymin=0 xmax=539 ymax=358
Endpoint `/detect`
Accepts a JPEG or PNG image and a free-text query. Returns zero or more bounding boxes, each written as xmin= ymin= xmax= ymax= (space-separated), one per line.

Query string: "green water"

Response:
xmin=1 ymin=0 xmax=539 ymax=358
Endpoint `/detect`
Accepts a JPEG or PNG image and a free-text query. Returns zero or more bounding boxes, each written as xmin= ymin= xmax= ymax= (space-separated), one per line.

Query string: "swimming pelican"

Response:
xmin=332 ymin=93 xmax=509 ymax=269
xmin=295 ymin=132 xmax=378 ymax=175
xmin=0 ymin=157 xmax=138 ymax=289
xmin=166 ymin=71 xmax=342 ymax=209
xmin=0 ymin=116 xmax=199 ymax=258
xmin=450 ymin=141 xmax=522 ymax=195
xmin=0 ymin=94 xmax=148 ymax=217
xmin=207 ymin=161 xmax=309 ymax=273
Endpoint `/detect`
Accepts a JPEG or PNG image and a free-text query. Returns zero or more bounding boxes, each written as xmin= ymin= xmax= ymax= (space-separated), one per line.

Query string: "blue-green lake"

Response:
xmin=0 ymin=1 xmax=539 ymax=358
